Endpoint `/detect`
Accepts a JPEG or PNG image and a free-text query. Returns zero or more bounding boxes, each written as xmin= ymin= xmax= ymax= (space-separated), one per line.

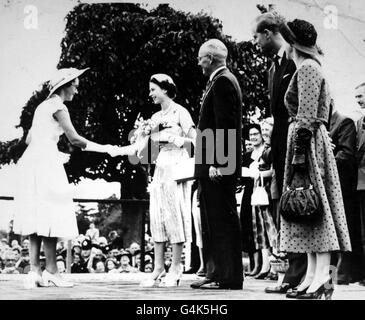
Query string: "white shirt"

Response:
xmin=276 ymin=45 xmax=285 ymax=65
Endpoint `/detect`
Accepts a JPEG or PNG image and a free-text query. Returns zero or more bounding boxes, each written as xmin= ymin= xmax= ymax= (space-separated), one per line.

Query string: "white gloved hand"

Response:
xmin=168 ymin=135 xmax=185 ymax=148
xmin=60 ymin=152 xmax=71 ymax=164
xmin=106 ymin=145 xmax=123 ymax=157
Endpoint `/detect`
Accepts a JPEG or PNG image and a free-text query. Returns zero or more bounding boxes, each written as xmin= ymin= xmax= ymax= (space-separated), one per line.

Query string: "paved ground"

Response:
xmin=1 ymin=273 xmax=365 ymax=300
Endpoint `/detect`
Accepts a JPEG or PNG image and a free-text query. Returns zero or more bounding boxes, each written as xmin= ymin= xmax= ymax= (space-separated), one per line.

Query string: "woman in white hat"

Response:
xmin=13 ymin=67 xmax=112 ymax=288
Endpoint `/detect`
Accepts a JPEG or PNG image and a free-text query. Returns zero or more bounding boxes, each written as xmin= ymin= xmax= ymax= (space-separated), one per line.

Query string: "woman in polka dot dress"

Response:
xmin=278 ymin=19 xmax=351 ymax=299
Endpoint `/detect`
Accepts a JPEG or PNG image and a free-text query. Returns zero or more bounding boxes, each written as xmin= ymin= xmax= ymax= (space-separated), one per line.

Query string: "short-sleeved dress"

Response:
xmin=279 ymin=59 xmax=351 ymax=253
xmin=149 ymin=102 xmax=195 ymax=244
xmin=12 ymin=95 xmax=78 ymax=239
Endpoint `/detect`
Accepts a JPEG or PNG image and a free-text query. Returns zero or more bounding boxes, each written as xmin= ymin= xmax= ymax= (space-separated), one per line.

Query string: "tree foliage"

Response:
xmin=0 ymin=3 xmax=269 ymax=198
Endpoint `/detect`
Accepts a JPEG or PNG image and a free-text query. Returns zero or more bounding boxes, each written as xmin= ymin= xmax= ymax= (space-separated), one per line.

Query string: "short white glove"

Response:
xmin=168 ymin=135 xmax=185 ymax=148
xmin=107 ymin=145 xmax=123 ymax=157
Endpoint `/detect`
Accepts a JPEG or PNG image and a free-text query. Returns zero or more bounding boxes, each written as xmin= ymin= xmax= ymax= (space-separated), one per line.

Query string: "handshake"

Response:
xmin=105 ymin=145 xmax=125 ymax=158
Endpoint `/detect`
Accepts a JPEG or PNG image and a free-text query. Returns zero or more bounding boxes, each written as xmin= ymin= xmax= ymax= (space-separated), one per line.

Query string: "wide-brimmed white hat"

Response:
xmin=47 ymin=67 xmax=89 ymax=98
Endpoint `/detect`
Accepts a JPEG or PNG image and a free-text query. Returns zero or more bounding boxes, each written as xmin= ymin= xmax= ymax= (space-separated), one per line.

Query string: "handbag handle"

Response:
xmin=287 ymin=165 xmax=313 ymax=190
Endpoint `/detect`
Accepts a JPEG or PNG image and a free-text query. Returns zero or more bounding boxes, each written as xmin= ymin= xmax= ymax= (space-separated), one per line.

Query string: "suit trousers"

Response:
xmin=199 ymin=177 xmax=243 ymax=285
xmin=282 ymin=253 xmax=307 ymax=287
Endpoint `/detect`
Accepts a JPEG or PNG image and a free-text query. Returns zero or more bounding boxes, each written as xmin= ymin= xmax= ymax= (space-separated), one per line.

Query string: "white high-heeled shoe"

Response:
xmin=159 ymin=268 xmax=183 ymax=287
xmin=42 ymin=270 xmax=74 ymax=288
xmin=139 ymin=270 xmax=166 ymax=288
xmin=23 ymin=271 xmax=47 ymax=289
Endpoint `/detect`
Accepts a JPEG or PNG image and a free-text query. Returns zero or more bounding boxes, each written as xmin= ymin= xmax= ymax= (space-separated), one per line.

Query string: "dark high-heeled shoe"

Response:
xmin=296 ymin=280 xmax=334 ymax=300
xmin=286 ymin=286 xmax=309 ymax=299
xmin=254 ymin=270 xmax=270 ymax=280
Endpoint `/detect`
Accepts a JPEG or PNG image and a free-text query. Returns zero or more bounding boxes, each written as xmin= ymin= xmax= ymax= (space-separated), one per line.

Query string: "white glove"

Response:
xmin=59 ymin=152 xmax=71 ymax=164
xmin=168 ymin=135 xmax=185 ymax=148
xmin=83 ymin=140 xmax=108 ymax=153
xmin=107 ymin=145 xmax=123 ymax=157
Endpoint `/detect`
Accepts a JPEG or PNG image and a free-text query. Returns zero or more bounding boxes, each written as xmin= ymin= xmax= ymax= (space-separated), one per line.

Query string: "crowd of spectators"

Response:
xmin=0 ymin=225 xmax=180 ymax=275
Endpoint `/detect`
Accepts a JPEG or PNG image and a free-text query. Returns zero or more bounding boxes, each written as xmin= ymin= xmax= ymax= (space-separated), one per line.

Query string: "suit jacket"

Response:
xmin=268 ymin=53 xmax=296 ymax=195
xmin=195 ymin=68 xmax=242 ymax=178
xmin=356 ymin=115 xmax=365 ymax=190
xmin=329 ymin=111 xmax=357 ymax=194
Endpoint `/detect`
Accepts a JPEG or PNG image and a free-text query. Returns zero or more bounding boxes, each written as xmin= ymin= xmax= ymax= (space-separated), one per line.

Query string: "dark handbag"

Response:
xmin=279 ymin=166 xmax=321 ymax=224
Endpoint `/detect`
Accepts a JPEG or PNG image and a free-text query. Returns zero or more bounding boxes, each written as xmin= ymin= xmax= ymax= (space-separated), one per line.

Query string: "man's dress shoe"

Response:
xmin=183 ymin=268 xmax=197 ymax=274
xmin=199 ymin=282 xmax=243 ymax=290
xmin=264 ymin=283 xmax=292 ymax=294
xmin=190 ymin=278 xmax=214 ymax=289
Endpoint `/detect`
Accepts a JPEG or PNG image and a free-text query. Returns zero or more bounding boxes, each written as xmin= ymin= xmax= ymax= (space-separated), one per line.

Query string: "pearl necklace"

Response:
xmin=161 ymin=101 xmax=174 ymax=116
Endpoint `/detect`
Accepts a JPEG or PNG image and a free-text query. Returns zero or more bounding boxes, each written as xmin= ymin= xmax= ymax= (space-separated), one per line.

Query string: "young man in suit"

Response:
xmin=355 ymin=83 xmax=365 ymax=286
xmin=252 ymin=12 xmax=307 ymax=294
xmin=329 ymin=106 xmax=365 ymax=284
xmin=191 ymin=39 xmax=243 ymax=290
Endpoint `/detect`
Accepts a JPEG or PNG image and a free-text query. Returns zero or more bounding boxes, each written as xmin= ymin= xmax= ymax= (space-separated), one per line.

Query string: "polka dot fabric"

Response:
xmin=279 ymin=59 xmax=352 ymax=253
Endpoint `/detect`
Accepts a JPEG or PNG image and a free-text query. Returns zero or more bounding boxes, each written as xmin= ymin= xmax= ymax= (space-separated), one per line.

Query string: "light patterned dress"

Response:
xmin=149 ymin=102 xmax=195 ymax=243
xmin=279 ymin=59 xmax=351 ymax=253
xmin=13 ymin=95 xmax=78 ymax=239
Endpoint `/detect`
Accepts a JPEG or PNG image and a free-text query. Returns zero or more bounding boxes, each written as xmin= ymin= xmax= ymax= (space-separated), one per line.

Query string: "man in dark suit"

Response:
xmin=355 ymin=82 xmax=365 ymax=286
xmin=329 ymin=107 xmax=365 ymax=284
xmin=252 ymin=12 xmax=307 ymax=294
xmin=191 ymin=39 xmax=243 ymax=290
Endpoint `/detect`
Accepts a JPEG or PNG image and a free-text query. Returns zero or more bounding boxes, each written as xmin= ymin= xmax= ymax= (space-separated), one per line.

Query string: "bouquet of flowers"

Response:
xmin=131 ymin=113 xmax=157 ymax=144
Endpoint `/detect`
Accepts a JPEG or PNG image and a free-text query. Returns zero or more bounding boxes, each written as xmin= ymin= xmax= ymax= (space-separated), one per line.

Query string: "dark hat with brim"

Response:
xmin=279 ymin=19 xmax=321 ymax=64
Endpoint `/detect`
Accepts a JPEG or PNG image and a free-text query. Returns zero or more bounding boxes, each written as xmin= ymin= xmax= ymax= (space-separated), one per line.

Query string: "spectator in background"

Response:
xmin=15 ymin=248 xmax=31 ymax=274
xmin=1 ymin=238 xmax=9 ymax=247
xmin=355 ymin=82 xmax=365 ymax=286
xmin=164 ymin=250 xmax=172 ymax=272
xmin=145 ymin=263 xmax=153 ymax=273
xmin=108 ymin=230 xmax=124 ymax=250
xmin=86 ymin=223 xmax=100 ymax=244
xmin=71 ymin=253 xmax=87 ymax=273
xmin=11 ymin=239 xmax=19 ymax=248
xmin=22 ymin=239 xmax=30 ymax=250
xmin=133 ymin=250 xmax=141 ymax=270
xmin=94 ymin=261 xmax=106 ymax=273
xmin=39 ymin=252 xmax=46 ymax=272
xmin=79 ymin=239 xmax=92 ymax=273
xmin=240 ymin=124 xmax=266 ymax=277
xmin=128 ymin=242 xmax=141 ymax=255
xmin=329 ymin=104 xmax=364 ymax=285
xmin=108 ymin=248 xmax=120 ymax=260
xmin=105 ymin=258 xmax=119 ymax=273
xmin=245 ymin=140 xmax=254 ymax=153
xmin=1 ymin=251 xmax=19 ymax=274
xmin=118 ymin=251 xmax=139 ymax=273
xmin=56 ymin=258 xmax=66 ymax=274
xmin=252 ymin=117 xmax=278 ymax=280
xmin=87 ymin=247 xmax=105 ymax=273
xmin=56 ymin=241 xmax=67 ymax=260
xmin=12 ymin=247 xmax=21 ymax=264
xmin=71 ymin=242 xmax=82 ymax=256
xmin=355 ymin=83 xmax=365 ymax=109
